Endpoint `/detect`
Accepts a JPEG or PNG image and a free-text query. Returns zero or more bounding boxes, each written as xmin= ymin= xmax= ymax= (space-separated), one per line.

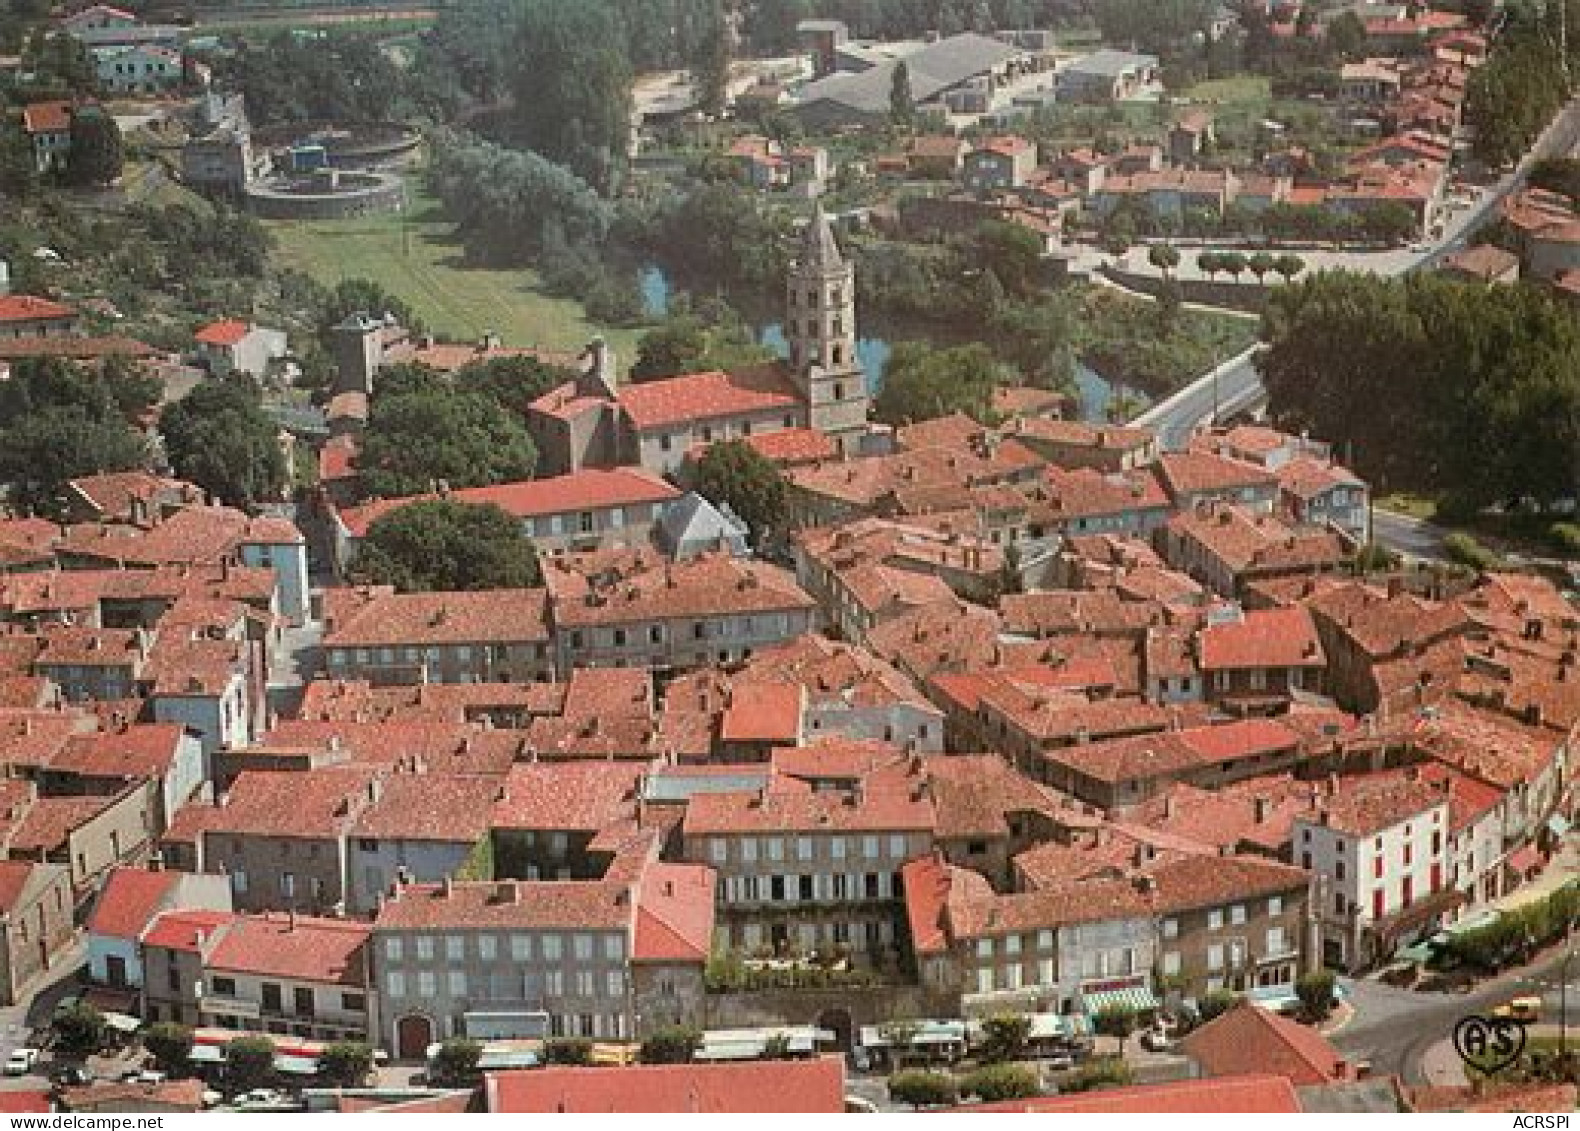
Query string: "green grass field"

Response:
xmin=265 ymin=186 xmax=644 ymax=358
xmin=1183 ymin=74 xmax=1273 ymax=107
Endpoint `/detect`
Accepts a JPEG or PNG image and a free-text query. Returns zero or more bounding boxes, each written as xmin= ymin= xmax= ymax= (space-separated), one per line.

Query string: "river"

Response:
xmin=639 ymin=265 xmax=1141 ymax=423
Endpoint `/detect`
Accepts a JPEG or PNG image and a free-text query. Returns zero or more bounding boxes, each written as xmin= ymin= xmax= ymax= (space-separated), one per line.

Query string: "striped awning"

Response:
xmin=1081 ymin=986 xmax=1159 ymax=1015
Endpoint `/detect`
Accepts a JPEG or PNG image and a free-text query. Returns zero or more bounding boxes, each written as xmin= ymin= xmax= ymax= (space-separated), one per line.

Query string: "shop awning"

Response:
xmin=274 ymin=1055 xmax=319 ymax=1076
xmin=1081 ymin=986 xmax=1159 ymax=1015
xmin=189 ymin=1044 xmax=225 ymax=1064
xmin=1508 ymin=846 xmax=1543 ymax=874
xmin=102 ymin=1012 xmax=142 ymax=1034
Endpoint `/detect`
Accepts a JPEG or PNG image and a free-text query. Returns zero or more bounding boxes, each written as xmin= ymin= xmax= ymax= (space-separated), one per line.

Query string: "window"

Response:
xmin=1207 ymin=944 xmax=1224 ymax=971
xmin=386 ymin=971 xmax=406 ymax=997
xmin=281 ymin=872 xmax=295 ymax=898
xmin=261 ymin=983 xmax=283 ymax=1011
xmin=603 ymin=935 xmax=624 ymax=961
xmin=710 ymin=839 xmax=728 ymax=864
xmin=294 ymin=987 xmax=314 ymax=1017
xmin=445 ymin=936 xmax=465 ymax=961
xmin=232 ymin=869 xmax=248 ymax=895
xmin=1162 ymin=951 xmax=1181 ymax=976
xmin=1373 ymin=889 xmax=1386 ymax=919
xmin=607 ymin=971 xmax=625 ymax=997
xmin=575 ymin=971 xmax=595 ymax=996
xmin=342 ymin=992 xmax=366 ymax=1012
xmin=742 ymin=839 xmax=758 ymax=863
xmin=1268 ymin=896 xmax=1283 ymax=917
xmin=511 ymin=935 xmax=531 ymax=960
xmin=1005 ymin=935 xmax=1021 ymax=956
xmin=1266 ymin=926 xmax=1287 ymax=954
xmin=1162 ymin=918 xmax=1179 ymax=939
xmin=210 ymin=975 xmax=236 ymax=995
xmin=1336 ymin=860 xmax=1346 ymax=881
xmin=574 ymin=934 xmax=594 ymax=961
xmin=976 ymin=938 xmax=994 ymax=958
xmin=831 ymin=837 xmax=846 ymax=860
xmin=416 ymin=936 xmax=435 ymax=961
xmin=796 ymin=837 xmax=813 ymax=861
xmin=478 ymin=935 xmax=497 ymax=961
xmin=1230 ymin=904 xmax=1246 ymax=925
xmin=888 ymin=834 xmax=907 ymax=858
xmin=768 ymin=837 xmax=785 ymax=861
xmin=448 ymin=971 xmax=467 ymax=996
xmin=1207 ymin=909 xmax=1223 ymax=931
xmin=542 ymin=934 xmax=562 ymax=961
xmin=417 ymin=971 xmax=437 ymax=998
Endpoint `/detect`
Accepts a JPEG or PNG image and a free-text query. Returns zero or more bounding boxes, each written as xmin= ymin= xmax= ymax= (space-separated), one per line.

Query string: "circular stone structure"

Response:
xmin=253 ymin=121 xmax=423 ymax=169
xmin=244 ymin=168 xmax=405 ymax=219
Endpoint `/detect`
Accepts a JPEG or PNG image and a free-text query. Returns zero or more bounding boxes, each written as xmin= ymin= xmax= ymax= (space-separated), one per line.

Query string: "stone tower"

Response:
xmin=786 ymin=208 xmax=869 ymax=454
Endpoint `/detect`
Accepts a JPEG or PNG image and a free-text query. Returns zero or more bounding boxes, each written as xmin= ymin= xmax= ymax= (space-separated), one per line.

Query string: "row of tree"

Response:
xmin=1260 ymin=270 xmax=1580 ymax=509
xmin=1464 ymin=0 xmax=1578 ymax=168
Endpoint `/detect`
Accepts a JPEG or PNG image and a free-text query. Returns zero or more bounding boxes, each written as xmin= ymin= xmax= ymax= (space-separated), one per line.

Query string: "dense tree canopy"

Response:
xmin=687 ymin=440 xmax=786 ymax=544
xmin=453 ymin=354 xmax=575 ymax=413
xmin=160 ymin=379 xmax=287 ymax=509
xmin=874 ymin=342 xmax=1002 ymax=426
xmin=65 ymin=108 xmax=122 ymax=187
xmin=224 ymin=30 xmax=441 ymax=124
xmin=630 ymin=305 xmax=773 ymax=382
xmin=353 ymin=499 xmax=541 ymax=592
xmin=428 ymin=132 xmax=613 ymax=265
xmin=0 ymin=359 xmax=154 ymax=516
xmin=511 ymin=0 xmax=632 ymax=194
xmin=358 ymin=388 xmax=538 ymax=497
xmin=1261 ymin=270 xmax=1580 ymax=507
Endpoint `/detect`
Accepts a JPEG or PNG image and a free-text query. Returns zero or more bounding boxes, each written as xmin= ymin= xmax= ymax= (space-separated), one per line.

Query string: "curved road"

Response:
xmin=1333 ymin=943 xmax=1579 ymax=1084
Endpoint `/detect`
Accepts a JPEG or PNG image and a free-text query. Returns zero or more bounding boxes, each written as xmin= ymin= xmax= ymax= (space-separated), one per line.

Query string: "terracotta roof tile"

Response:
xmin=618 ymin=365 xmax=801 ymax=431
xmin=1183 ymin=1002 xmax=1350 ymax=1085
xmin=487 ymin=1058 xmax=846 ymax=1113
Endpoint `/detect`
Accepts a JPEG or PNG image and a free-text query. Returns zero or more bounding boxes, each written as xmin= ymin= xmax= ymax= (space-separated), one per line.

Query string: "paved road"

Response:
xmin=1333 ymin=943 xmax=1580 ymax=1084
xmin=1134 ymin=346 xmax=1266 ymax=452
xmin=1371 ymin=508 xmax=1452 ymax=560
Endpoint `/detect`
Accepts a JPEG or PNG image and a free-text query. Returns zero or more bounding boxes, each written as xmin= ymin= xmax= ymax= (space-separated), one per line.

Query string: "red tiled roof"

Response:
xmin=86 ymin=866 xmax=180 ymax=941
xmin=193 ymin=319 xmax=250 ymax=347
xmin=11 ymin=795 xmax=117 ymax=853
xmin=682 ymin=783 xmax=933 ymax=836
xmin=1199 ymin=606 xmax=1325 ymax=671
xmin=491 ymin=762 xmax=641 ymax=832
xmin=374 ymin=879 xmax=630 ymax=932
xmin=20 ymin=102 xmax=71 ymax=135
xmin=0 ymin=1090 xmax=51 ymax=1113
xmin=971 ymin=1073 xmax=1300 ymax=1113
xmin=141 ymin=909 xmax=231 ymax=952
xmin=0 ymin=294 xmax=73 ymax=322
xmin=719 ymin=681 xmax=801 ymax=744
xmin=487 ymin=1058 xmax=846 ymax=1113
xmin=1183 ymin=1001 xmax=1350 ymax=1086
xmin=617 ymin=365 xmax=801 ymax=431
xmin=336 ymin=469 xmax=680 ymax=538
xmin=206 ymin=912 xmax=369 ymax=986
xmin=736 ymin=428 xmax=837 ymax=465
xmin=325 ymin=588 xmax=548 ymax=647
xmin=632 ymin=863 xmax=715 ymax=962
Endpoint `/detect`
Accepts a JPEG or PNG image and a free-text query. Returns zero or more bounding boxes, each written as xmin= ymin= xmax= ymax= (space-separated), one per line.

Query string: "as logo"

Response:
xmin=1451 ymin=1014 xmax=1527 ymax=1074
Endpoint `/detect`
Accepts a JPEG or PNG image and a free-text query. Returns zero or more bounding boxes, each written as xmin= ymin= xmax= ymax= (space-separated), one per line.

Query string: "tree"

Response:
xmin=992 ymin=296 xmax=1077 ymax=390
xmin=1197 ymin=250 xmax=1222 ymax=280
xmin=1296 ymin=969 xmax=1337 ymax=1023
xmin=65 ymin=107 xmax=122 ymax=186
xmin=53 ymin=1002 xmax=107 ymax=1058
xmin=354 ymin=499 xmax=541 ymax=592
xmin=358 ymin=389 xmax=538 ymax=497
xmin=544 ymin=1038 xmax=594 ymax=1066
xmin=687 ymin=439 xmax=785 ymax=545
xmin=1247 ymin=251 xmax=1275 ymax=283
xmin=1198 ymin=989 xmax=1240 ymax=1024
xmin=453 ymin=354 xmax=574 ymax=413
xmin=0 ymin=406 xmax=148 ymax=517
xmin=762 ymin=1032 xmax=795 ymax=1060
xmin=429 ymin=1038 xmax=483 ymax=1087
xmin=1272 ymin=253 xmax=1305 ymax=283
xmin=225 ymin=1036 xmax=276 ymax=1092
xmin=890 ymin=60 xmax=915 ymax=127
xmin=1219 ymin=250 xmax=1247 ymax=282
xmin=144 ymin=1022 xmax=194 ymax=1076
xmin=639 ymin=1025 xmax=702 ymax=1064
xmin=1148 ymin=243 xmax=1181 ymax=281
xmin=975 ymin=220 xmax=1044 ymax=297
xmin=689 ymin=0 xmax=730 ymax=117
xmin=887 ymin=1070 xmax=959 ymax=1109
xmin=874 ymin=342 xmax=1000 ymax=426
xmin=960 ymin=1063 xmax=1040 ymax=1102
xmin=630 ymin=307 xmax=772 ymax=382
xmin=977 ymin=1013 xmax=1033 ymax=1064
xmin=1325 ymin=11 xmax=1368 ymax=60
xmin=160 ymin=379 xmax=287 ymax=509
xmin=319 ymin=1041 xmax=375 ymax=1088
xmin=1093 ymin=1004 xmax=1141 ymax=1052
xmin=511 ymin=0 xmax=633 ymax=194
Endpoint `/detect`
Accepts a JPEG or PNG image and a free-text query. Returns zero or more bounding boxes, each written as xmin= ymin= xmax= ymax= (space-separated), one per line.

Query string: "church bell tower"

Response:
xmin=786 ymin=208 xmax=869 ymax=455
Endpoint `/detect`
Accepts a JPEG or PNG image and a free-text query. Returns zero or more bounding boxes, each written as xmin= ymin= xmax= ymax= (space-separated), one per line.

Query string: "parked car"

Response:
xmin=50 ymin=1064 xmax=93 ymax=1086
xmin=1140 ymin=1028 xmax=1177 ymax=1053
xmin=5 ymin=1048 xmax=40 ymax=1076
xmin=1493 ymin=996 xmax=1542 ymax=1023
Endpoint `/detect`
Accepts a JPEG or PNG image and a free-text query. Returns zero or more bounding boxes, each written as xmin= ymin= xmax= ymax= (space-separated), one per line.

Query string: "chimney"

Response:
xmin=287 ymin=908 xmax=297 ymax=932
xmin=441 ymin=876 xmax=454 ymax=899
xmin=495 ymin=880 xmax=519 ymax=905
xmin=1162 ymin=794 xmax=1174 ymax=819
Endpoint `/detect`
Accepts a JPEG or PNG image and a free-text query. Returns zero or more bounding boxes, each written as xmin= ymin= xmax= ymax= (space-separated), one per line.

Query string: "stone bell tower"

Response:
xmin=786 ymin=208 xmax=869 ymax=455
